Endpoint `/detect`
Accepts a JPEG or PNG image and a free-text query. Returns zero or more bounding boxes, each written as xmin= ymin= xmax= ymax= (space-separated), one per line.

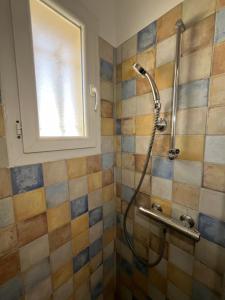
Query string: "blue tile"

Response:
xmin=121 ymin=185 xmax=134 ymax=202
xmin=104 ymin=254 xmax=114 ymax=270
xmin=178 ymin=79 xmax=209 ymax=109
xmin=198 ymin=213 xmax=225 ymax=248
xmin=215 ymin=8 xmax=225 ymax=44
xmin=71 ymin=195 xmax=88 ymax=219
xmin=122 ymin=80 xmax=136 ymax=100
xmin=137 ymin=22 xmax=156 ymax=52
xmin=152 ymin=157 xmax=173 ymax=180
xmin=103 ymin=213 xmax=115 ymax=230
xmin=102 ymin=153 xmax=114 ymax=170
xmin=89 ymin=207 xmax=103 ymax=227
xmin=89 ymin=238 xmax=102 ymax=258
xmin=119 ymin=257 xmax=132 ymax=275
xmin=45 ymin=182 xmax=68 ymax=208
xmin=100 ymin=59 xmax=113 ymax=81
xmin=11 ymin=164 xmax=43 ymax=194
xmin=73 ymin=247 xmax=89 ymax=273
xmin=192 ymin=280 xmax=220 ymax=300
xmin=121 ymin=136 xmax=135 ymax=153
xmin=116 ymin=119 xmax=121 ymax=135
xmin=91 ymin=282 xmax=103 ymax=300
xmin=0 ymin=276 xmax=23 ymax=300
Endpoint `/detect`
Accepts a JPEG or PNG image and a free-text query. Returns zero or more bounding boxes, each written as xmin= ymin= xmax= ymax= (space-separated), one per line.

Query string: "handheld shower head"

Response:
xmin=132 ymin=63 xmax=160 ymax=105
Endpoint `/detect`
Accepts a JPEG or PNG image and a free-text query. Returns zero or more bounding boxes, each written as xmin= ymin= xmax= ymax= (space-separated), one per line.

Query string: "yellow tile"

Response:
xmin=117 ymin=64 xmax=122 ymax=82
xmin=88 ymin=171 xmax=102 ymax=192
xmin=102 ymin=184 xmax=114 ymax=202
xmin=155 ymin=62 xmax=174 ymax=90
xmin=103 ymin=227 xmax=115 ymax=247
xmin=0 ymin=168 xmax=12 ymax=199
xmin=47 ymin=201 xmax=70 ymax=232
xmin=13 ymin=188 xmax=46 ymax=222
xmin=101 ymin=118 xmax=114 ymax=136
xmin=151 ymin=196 xmax=172 ymax=216
xmin=135 ymin=114 xmax=154 ymax=136
xmin=52 ymin=260 xmax=73 ymax=290
xmin=71 ymin=213 xmax=89 ymax=238
xmin=136 ymin=77 xmax=151 ymax=96
xmin=74 ymin=264 xmax=90 ymax=287
xmin=90 ymin=251 xmax=102 ymax=273
xmin=213 ymin=42 xmax=225 ymax=76
xmin=122 ymin=56 xmax=136 ymax=81
xmin=121 ymin=118 xmax=135 ymax=135
xmin=67 ymin=157 xmax=87 ymax=179
xmin=176 ymin=135 xmax=204 ymax=161
xmin=137 ymin=48 xmax=155 ymax=72
xmin=116 ymin=101 xmax=122 ymax=119
xmin=0 ymin=105 xmax=5 ymax=137
xmin=149 ymin=269 xmax=167 ymax=294
xmin=72 ymin=230 xmax=89 ymax=256
xmin=168 ymin=263 xmax=192 ymax=296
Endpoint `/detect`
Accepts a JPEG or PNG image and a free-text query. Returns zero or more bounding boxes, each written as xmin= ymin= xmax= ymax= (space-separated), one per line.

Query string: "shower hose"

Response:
xmin=123 ymin=105 xmax=167 ymax=267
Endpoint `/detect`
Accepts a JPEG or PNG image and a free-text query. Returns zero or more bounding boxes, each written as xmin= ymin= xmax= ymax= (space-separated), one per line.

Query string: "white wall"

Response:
xmin=81 ymin=0 xmax=183 ymax=47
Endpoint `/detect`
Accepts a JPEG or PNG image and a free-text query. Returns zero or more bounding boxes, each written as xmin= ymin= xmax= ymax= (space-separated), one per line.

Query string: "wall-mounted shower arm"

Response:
xmin=168 ymin=19 xmax=185 ymax=160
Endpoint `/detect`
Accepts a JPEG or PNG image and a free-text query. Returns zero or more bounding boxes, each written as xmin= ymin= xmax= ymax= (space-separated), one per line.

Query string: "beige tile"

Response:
xmin=88 ymin=189 xmax=102 ymax=210
xmin=89 ymin=221 xmax=103 ymax=244
xmin=193 ymin=260 xmax=223 ymax=293
xmin=173 ymin=182 xmax=200 ymax=210
xmin=122 ymin=35 xmax=137 ymax=61
xmin=0 ymin=225 xmax=17 ymax=257
xmin=19 ymin=234 xmax=49 ymax=271
xmin=0 ymin=106 xmax=5 ymax=137
xmin=183 ymin=0 xmax=216 ymax=26
xmin=87 ymin=155 xmax=102 ymax=174
xmin=156 ymin=35 xmax=176 ymax=67
xmin=43 ymin=160 xmax=67 ymax=186
xmin=67 ymin=157 xmax=87 ymax=179
xmin=88 ymin=172 xmax=102 ymax=192
xmin=152 ymin=177 xmax=172 ymax=200
xmin=121 ymin=169 xmax=135 ymax=188
xmin=74 ymin=265 xmax=90 ymax=288
xmin=182 ymin=15 xmax=215 ymax=55
xmin=0 ymin=168 xmax=12 ymax=199
xmin=200 ymin=188 xmax=225 ymax=220
xmin=136 ymin=77 xmax=151 ymax=95
xmin=157 ymin=4 xmax=182 ymax=42
xmin=101 ymin=81 xmax=114 ymax=102
xmin=102 ymin=184 xmax=114 ymax=202
xmin=122 ymin=153 xmax=135 ymax=170
xmin=69 ymin=176 xmax=87 ymax=200
xmin=176 ymin=135 xmax=204 ymax=161
xmin=136 ymin=93 xmax=153 ymax=116
xmin=13 ymin=188 xmax=46 ymax=222
xmin=153 ymin=135 xmax=170 ymax=157
xmin=101 ymin=118 xmax=114 ymax=136
xmin=168 ymin=263 xmax=192 ymax=296
xmin=155 ymin=62 xmax=174 ymax=90
xmin=209 ymin=74 xmax=225 ymax=107
xmin=47 ymin=201 xmax=70 ymax=232
xmin=121 ymin=97 xmax=136 ymax=118
xmin=207 ymin=106 xmax=225 ymax=134
xmin=26 ymin=277 xmax=52 ymax=300
xmin=179 ymin=47 xmax=212 ymax=84
xmin=121 ymin=118 xmax=135 ymax=135
xmin=204 ymin=163 xmax=225 ymax=192
xmin=101 ymin=100 xmax=113 ymax=118
xmin=52 ymin=260 xmax=73 ymax=290
xmin=0 ymin=197 xmax=14 ymax=228
xmin=99 ymin=37 xmax=114 ymax=64
xmin=212 ymin=42 xmax=225 ymax=75
xmin=137 ymin=48 xmax=155 ymax=72
xmin=176 ymin=107 xmax=207 ymax=135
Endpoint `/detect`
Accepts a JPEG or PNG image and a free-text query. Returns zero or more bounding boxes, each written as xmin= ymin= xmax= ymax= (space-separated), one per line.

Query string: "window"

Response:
xmin=0 ymin=0 xmax=100 ymax=166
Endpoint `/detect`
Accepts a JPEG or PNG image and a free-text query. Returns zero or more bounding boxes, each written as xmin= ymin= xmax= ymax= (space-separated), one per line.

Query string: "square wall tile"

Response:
xmin=207 ymin=107 xmax=225 ymax=134
xmin=52 ymin=260 xmax=73 ymax=290
xmin=69 ymin=176 xmax=88 ymax=200
xmin=137 ymin=48 xmax=155 ymax=72
xmin=169 ymin=244 xmax=193 ymax=275
xmin=121 ymin=136 xmax=135 ymax=153
xmin=72 ymin=230 xmax=89 ymax=256
xmin=156 ymin=35 xmax=176 ymax=67
xmin=101 ymin=136 xmax=114 ymax=154
xmin=136 ymin=77 xmax=151 ymax=95
xmin=43 ymin=160 xmax=67 ymax=186
xmin=0 ymin=277 xmax=23 ymax=300
xmin=137 ymin=21 xmax=156 ymax=52
xmin=122 ymin=35 xmax=137 ymax=61
xmin=209 ymin=74 xmax=225 ymax=107
xmin=73 ymin=247 xmax=89 ymax=273
xmin=89 ymin=207 xmax=103 ymax=227
xmin=88 ymin=172 xmax=102 ymax=192
xmin=157 ymin=4 xmax=182 ymax=42
xmin=67 ymin=157 xmax=87 ymax=179
xmin=217 ymin=0 xmax=225 ymax=9
xmin=47 ymin=201 xmax=70 ymax=232
xmin=167 ymin=263 xmax=192 ymax=296
xmin=198 ymin=213 xmax=225 ymax=248
xmin=200 ymin=188 xmax=225 ymax=221
xmin=71 ymin=213 xmax=89 ymax=238
xmin=174 ymin=160 xmax=202 ymax=186
xmin=121 ymin=80 xmax=136 ymax=100
xmin=102 ymin=153 xmax=114 ymax=170
xmin=49 ymin=223 xmax=71 ymax=252
xmin=121 ymin=117 xmax=135 ymax=135
xmin=122 ymin=56 xmax=136 ymax=81
xmin=100 ymin=59 xmax=113 ymax=82
xmin=99 ymin=38 xmax=114 ymax=64
xmin=152 ymin=156 xmax=173 ymax=180
xmin=0 ymin=251 xmax=20 ymax=286
xmin=89 ymin=238 xmax=102 ymax=259
xmin=101 ymin=118 xmax=114 ymax=136
xmin=50 ymin=241 xmax=72 ymax=273
xmin=101 ymin=81 xmax=114 ymax=102
xmin=173 ymin=181 xmax=200 ymax=210
xmin=205 ymin=136 xmax=225 ymax=164
xmin=45 ymin=182 xmax=68 ymax=208
xmin=71 ymin=195 xmax=88 ymax=219
xmin=0 ymin=197 xmax=14 ymax=228
xmin=192 ymin=279 xmax=220 ymax=300
xmin=11 ymin=164 xmax=43 ymax=195
xmin=178 ymin=79 xmax=209 ymax=109
xmin=215 ymin=8 xmax=225 ymax=43
xmin=204 ymin=163 xmax=225 ymax=192
xmin=212 ymin=42 xmax=225 ymax=75
xmin=151 ymin=176 xmax=172 ymax=200
xmin=182 ymin=0 xmax=216 ymax=26
xmin=0 ymin=224 xmax=17 ymax=258
xmin=176 ymin=135 xmax=204 ymax=161
xmin=101 ymin=100 xmax=113 ymax=118
xmin=13 ymin=188 xmax=46 ymax=222
xmin=121 ymin=185 xmax=134 ymax=203
xmin=155 ymin=62 xmax=174 ymax=90
xmin=0 ymin=168 xmax=12 ymax=199
xmin=87 ymin=155 xmax=102 ymax=174
xmin=135 ymin=114 xmax=153 ymax=136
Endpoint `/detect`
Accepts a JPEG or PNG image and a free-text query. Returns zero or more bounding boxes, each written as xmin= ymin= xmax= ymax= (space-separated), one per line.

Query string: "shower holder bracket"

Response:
xmin=156 ymin=118 xmax=167 ymax=132
xmin=168 ymin=148 xmax=180 ymax=160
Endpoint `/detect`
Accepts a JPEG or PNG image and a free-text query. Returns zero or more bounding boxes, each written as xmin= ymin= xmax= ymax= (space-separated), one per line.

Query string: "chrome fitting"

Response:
xmin=168 ymin=148 xmax=180 ymax=160
xmin=156 ymin=118 xmax=167 ymax=132
xmin=180 ymin=215 xmax=195 ymax=228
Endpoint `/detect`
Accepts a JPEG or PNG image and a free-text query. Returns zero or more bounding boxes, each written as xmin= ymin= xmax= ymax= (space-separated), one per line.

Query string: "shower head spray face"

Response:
xmin=132 ymin=63 xmax=147 ymax=78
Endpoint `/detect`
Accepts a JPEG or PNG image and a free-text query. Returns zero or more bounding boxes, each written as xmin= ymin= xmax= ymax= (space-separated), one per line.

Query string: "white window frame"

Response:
xmin=0 ymin=0 xmax=100 ymax=167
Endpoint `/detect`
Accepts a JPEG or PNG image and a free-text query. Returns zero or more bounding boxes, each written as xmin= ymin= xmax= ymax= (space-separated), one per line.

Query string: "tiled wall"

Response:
xmin=115 ymin=0 xmax=225 ymax=299
xmin=0 ymin=38 xmax=116 ymax=300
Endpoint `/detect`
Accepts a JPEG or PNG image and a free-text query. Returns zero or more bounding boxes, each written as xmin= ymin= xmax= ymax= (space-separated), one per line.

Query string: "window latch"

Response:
xmin=16 ymin=120 xmax=22 ymax=139
xmin=90 ymin=84 xmax=98 ymax=111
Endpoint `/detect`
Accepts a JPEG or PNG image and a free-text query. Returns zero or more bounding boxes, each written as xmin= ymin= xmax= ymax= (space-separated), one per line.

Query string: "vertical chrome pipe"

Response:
xmin=168 ymin=19 xmax=185 ymax=160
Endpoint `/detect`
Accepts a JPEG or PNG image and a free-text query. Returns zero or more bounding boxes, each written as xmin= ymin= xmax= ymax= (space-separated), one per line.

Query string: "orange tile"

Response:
xmin=49 ymin=223 xmax=71 ymax=252
xmin=73 ymin=264 xmax=90 ymax=287
xmin=0 ymin=225 xmax=17 ymax=257
xmin=87 ymin=155 xmax=102 ymax=174
xmin=43 ymin=160 xmax=67 ymax=186
xmin=173 ymin=182 xmax=200 ymax=210
xmin=71 ymin=213 xmax=89 ymax=238
xmin=136 ymin=77 xmax=151 ymax=95
xmin=212 ymin=42 xmax=225 ymax=75
xmin=122 ymin=56 xmax=137 ymax=81
xmin=47 ymin=201 xmax=70 ymax=232
xmin=151 ymin=196 xmax=172 ymax=216
xmin=155 ymin=62 xmax=174 ymax=90
xmin=17 ymin=213 xmax=48 ymax=247
xmin=103 ymin=227 xmax=115 ymax=247
xmin=0 ymin=251 xmax=20 ymax=285
xmin=88 ymin=171 xmax=102 ymax=192
xmin=67 ymin=157 xmax=87 ymax=179
xmin=157 ymin=5 xmax=182 ymax=42
xmin=102 ymin=169 xmax=114 ymax=187
xmin=153 ymin=134 xmax=170 ymax=156
xmin=72 ymin=230 xmax=89 ymax=256
xmin=217 ymin=0 xmax=225 ymax=9
xmin=176 ymin=135 xmax=204 ymax=161
xmin=132 ymin=269 xmax=148 ymax=294
xmin=13 ymin=188 xmax=46 ymax=222
xmin=135 ymin=154 xmax=151 ymax=174
xmin=101 ymin=100 xmax=113 ymax=118
xmin=52 ymin=260 xmax=73 ymax=290
xmin=90 ymin=251 xmax=102 ymax=273
xmin=0 ymin=168 xmax=12 ymax=199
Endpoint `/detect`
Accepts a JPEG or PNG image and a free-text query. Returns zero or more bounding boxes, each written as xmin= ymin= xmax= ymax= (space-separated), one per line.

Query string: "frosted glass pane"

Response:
xmin=29 ymin=0 xmax=84 ymax=137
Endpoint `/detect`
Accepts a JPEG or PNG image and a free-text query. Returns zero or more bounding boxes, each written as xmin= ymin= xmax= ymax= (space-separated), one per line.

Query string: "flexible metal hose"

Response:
xmin=122 ymin=106 xmax=167 ymax=267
